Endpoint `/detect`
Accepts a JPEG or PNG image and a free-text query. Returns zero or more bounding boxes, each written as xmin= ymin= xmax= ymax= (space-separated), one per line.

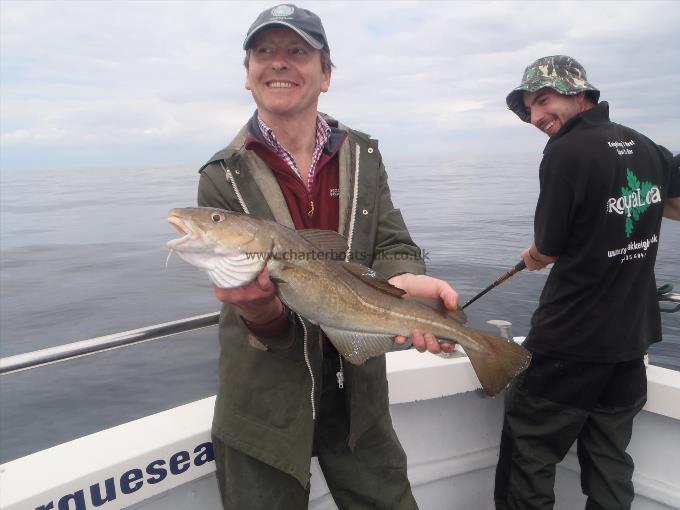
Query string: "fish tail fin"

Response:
xmin=464 ymin=329 xmax=531 ymax=396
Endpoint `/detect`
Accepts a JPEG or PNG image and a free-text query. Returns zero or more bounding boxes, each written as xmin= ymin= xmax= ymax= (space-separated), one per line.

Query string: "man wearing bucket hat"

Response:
xmin=196 ymin=4 xmax=459 ymax=509
xmin=494 ymin=55 xmax=680 ymax=509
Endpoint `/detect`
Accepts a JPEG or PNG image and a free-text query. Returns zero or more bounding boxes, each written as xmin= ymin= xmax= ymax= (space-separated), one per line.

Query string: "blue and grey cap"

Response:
xmin=506 ymin=55 xmax=600 ymax=122
xmin=243 ymin=4 xmax=329 ymax=52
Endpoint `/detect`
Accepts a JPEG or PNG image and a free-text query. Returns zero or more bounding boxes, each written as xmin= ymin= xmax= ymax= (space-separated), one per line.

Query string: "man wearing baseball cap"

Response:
xmin=196 ymin=4 xmax=459 ymax=509
xmin=494 ymin=56 xmax=680 ymax=509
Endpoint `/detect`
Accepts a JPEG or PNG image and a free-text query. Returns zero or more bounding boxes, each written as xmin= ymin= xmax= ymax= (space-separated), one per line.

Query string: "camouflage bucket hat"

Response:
xmin=506 ymin=55 xmax=600 ymax=122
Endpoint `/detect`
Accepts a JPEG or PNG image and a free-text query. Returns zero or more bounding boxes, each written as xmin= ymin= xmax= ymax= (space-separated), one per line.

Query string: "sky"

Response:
xmin=1 ymin=0 xmax=679 ymax=171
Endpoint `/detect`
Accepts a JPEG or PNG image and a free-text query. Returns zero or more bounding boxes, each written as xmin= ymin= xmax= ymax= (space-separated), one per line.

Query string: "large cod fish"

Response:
xmin=166 ymin=207 xmax=531 ymax=396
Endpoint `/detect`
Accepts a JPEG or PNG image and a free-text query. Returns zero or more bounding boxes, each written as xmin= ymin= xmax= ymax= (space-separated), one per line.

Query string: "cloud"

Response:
xmin=1 ymin=0 xmax=679 ymax=171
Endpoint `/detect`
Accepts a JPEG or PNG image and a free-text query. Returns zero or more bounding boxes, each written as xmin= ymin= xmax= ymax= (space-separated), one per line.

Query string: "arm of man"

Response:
xmin=368 ymin=153 xmax=459 ymax=354
xmin=212 ymin=268 xmax=283 ymax=323
xmin=198 ymin=168 xmax=289 ymax=332
xmin=523 ymin=152 xmax=571 ymax=271
xmin=663 ymin=153 xmax=680 ymax=219
xmin=664 ymin=197 xmax=680 ymax=220
xmin=522 ymin=242 xmax=559 ymax=271
xmin=389 ymin=273 xmax=459 ymax=354
xmin=370 ymin=155 xmax=427 ymax=277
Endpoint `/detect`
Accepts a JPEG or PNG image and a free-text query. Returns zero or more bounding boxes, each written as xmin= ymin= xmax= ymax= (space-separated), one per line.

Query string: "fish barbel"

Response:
xmin=166 ymin=207 xmax=531 ymax=395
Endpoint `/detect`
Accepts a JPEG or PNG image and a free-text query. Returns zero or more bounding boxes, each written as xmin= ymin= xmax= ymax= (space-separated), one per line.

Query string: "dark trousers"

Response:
xmin=494 ymin=355 xmax=647 ymax=510
xmin=213 ymin=354 xmax=418 ymax=510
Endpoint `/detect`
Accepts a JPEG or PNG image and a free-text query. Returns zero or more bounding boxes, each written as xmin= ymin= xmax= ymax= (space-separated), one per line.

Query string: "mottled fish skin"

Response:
xmin=167 ymin=207 xmax=531 ymax=395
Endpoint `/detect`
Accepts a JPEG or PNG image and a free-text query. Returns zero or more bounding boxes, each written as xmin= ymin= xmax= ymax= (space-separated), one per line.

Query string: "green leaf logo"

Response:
xmin=617 ymin=168 xmax=657 ymax=237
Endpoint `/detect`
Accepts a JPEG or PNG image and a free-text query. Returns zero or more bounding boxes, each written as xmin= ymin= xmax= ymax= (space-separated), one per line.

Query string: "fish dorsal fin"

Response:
xmin=298 ymin=229 xmax=348 ymax=260
xmin=404 ymin=296 xmax=468 ymax=324
xmin=341 ymin=263 xmax=406 ymax=298
xmin=446 ymin=308 xmax=468 ymax=324
xmin=444 ymin=308 xmax=468 ymax=324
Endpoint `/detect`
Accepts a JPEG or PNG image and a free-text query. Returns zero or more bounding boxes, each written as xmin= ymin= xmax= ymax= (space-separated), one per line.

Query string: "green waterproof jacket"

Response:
xmin=196 ymin=114 xmax=425 ymax=488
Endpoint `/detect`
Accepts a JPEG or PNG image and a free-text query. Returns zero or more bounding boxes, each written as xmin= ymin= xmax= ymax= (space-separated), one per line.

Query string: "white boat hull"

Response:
xmin=2 ymin=350 xmax=679 ymax=509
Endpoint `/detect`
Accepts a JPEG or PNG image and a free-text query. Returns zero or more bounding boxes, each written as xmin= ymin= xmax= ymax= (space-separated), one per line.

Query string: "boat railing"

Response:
xmin=0 ymin=312 xmax=220 ymax=376
xmin=658 ymin=284 xmax=680 ymax=313
xmin=1 ymin=285 xmax=678 ymax=377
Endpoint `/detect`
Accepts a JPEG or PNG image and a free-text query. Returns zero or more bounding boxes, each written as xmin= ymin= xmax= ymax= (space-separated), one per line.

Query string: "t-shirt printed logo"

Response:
xmin=606 ymin=168 xmax=661 ymax=237
xmin=329 ymin=188 xmax=340 ymax=197
xmin=607 ymin=139 xmax=636 ymax=155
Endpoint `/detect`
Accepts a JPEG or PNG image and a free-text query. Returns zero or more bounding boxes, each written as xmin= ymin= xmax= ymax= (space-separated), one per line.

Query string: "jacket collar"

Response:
xmin=247 ymin=110 xmax=346 ymax=154
xmin=545 ymin=101 xmax=610 ymax=151
xmin=199 ymin=112 xmax=353 ymax=236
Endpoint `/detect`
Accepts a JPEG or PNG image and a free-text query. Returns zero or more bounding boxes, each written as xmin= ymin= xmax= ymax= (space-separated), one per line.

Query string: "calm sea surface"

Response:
xmin=1 ymin=156 xmax=679 ymax=462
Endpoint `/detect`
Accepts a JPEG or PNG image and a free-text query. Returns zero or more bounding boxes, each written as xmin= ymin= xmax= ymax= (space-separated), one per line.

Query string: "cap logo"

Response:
xmin=271 ymin=5 xmax=294 ymax=17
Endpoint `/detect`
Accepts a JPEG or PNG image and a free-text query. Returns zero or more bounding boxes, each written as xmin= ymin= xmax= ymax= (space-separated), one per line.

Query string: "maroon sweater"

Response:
xmin=242 ymin=128 xmax=347 ymax=341
xmin=245 ymin=136 xmax=343 ymax=230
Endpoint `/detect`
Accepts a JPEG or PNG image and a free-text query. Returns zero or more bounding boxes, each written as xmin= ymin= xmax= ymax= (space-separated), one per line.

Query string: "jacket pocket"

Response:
xmin=225 ymin=343 xmax=309 ymax=430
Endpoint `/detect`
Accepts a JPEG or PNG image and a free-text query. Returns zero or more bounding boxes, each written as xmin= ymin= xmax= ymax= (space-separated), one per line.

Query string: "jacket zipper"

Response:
xmin=220 ymin=162 xmax=250 ymax=214
xmin=299 ymin=318 xmax=316 ymax=420
xmin=344 ymin=144 xmax=361 ymax=261
xmin=336 ymin=143 xmax=362 ymax=390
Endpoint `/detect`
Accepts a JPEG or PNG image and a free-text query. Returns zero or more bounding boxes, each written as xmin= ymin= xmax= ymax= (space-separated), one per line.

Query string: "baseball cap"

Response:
xmin=506 ymin=55 xmax=600 ymax=122
xmin=243 ymin=4 xmax=329 ymax=52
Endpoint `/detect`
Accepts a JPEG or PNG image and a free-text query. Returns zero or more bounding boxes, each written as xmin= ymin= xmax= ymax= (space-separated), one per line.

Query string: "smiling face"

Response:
xmin=245 ymin=27 xmax=331 ymax=122
xmin=523 ymin=88 xmax=590 ymax=137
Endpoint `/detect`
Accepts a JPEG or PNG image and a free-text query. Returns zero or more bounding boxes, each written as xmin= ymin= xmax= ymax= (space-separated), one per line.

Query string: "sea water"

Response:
xmin=1 ymin=156 xmax=678 ymax=462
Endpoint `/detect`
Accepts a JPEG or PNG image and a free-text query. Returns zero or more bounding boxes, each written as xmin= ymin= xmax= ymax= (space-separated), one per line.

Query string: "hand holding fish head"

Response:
xmin=212 ymin=267 xmax=284 ymax=325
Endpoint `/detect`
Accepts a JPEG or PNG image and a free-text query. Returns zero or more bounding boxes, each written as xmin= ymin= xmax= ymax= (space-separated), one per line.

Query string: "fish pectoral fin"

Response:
xmin=320 ymin=325 xmax=395 ymax=365
xmin=340 ymin=263 xmax=406 ymax=298
xmin=298 ymin=230 xmax=348 ymax=258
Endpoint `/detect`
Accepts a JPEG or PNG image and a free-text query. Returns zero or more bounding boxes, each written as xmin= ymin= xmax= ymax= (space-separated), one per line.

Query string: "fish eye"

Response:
xmin=211 ymin=213 xmax=225 ymax=223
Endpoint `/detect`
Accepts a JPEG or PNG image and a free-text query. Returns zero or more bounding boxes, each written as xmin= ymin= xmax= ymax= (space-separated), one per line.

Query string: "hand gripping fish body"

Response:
xmin=167 ymin=207 xmax=531 ymax=396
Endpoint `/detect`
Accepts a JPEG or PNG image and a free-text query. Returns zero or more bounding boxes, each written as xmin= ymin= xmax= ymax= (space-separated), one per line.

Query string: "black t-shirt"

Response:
xmin=525 ymin=102 xmax=679 ymax=362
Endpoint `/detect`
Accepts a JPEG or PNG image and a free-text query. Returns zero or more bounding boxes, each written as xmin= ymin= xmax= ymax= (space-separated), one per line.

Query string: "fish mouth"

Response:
xmin=166 ymin=214 xmax=203 ymax=250
xmin=168 ymin=215 xmax=190 ymax=235
xmin=168 ymin=216 xmax=189 ymax=236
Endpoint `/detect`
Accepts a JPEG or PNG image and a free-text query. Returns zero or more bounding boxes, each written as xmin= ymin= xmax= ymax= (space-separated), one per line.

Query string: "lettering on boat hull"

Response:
xmin=34 ymin=441 xmax=214 ymax=510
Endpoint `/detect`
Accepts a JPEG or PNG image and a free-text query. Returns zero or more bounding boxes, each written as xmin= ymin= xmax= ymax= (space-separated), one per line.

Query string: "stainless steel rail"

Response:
xmin=660 ymin=291 xmax=680 ymax=303
xmin=2 ymin=290 xmax=678 ymax=376
xmin=0 ymin=312 xmax=220 ymax=376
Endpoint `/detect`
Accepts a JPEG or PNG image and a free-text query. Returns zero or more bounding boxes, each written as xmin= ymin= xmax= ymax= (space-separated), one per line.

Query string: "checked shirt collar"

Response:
xmin=257 ymin=113 xmax=331 ymax=191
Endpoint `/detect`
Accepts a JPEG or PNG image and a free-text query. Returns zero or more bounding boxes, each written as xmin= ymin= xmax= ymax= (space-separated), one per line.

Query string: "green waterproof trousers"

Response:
xmin=494 ymin=355 xmax=647 ymax=510
xmin=213 ymin=354 xmax=418 ymax=510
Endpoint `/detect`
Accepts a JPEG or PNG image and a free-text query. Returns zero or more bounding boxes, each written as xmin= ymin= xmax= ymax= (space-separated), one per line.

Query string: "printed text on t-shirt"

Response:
xmin=607 ymin=234 xmax=658 ymax=264
xmin=608 ymin=139 xmax=636 ymax=155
